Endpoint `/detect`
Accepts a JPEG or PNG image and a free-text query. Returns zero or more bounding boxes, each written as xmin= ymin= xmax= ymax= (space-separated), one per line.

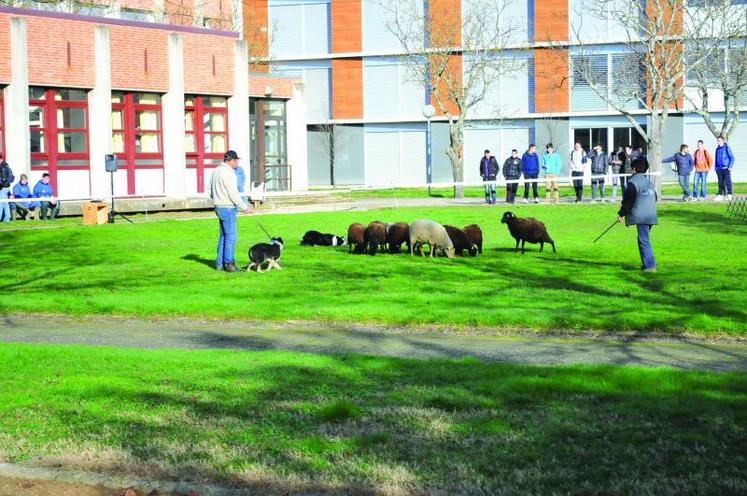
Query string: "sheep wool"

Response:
xmin=409 ymin=219 xmax=456 ymax=259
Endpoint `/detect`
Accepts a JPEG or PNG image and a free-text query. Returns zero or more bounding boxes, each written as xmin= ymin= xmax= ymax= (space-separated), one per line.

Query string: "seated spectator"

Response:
xmin=11 ymin=174 xmax=36 ymax=220
xmin=33 ymin=173 xmax=60 ymax=220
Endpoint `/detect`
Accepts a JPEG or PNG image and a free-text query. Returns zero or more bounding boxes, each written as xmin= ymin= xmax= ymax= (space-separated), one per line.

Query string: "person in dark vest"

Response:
xmin=617 ymin=157 xmax=658 ymax=272
xmin=502 ymin=149 xmax=521 ymax=204
xmin=479 ymin=149 xmax=499 ymax=204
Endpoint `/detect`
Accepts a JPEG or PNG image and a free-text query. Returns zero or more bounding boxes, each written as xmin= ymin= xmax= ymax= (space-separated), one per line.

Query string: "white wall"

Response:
xmin=364 ymin=124 xmax=426 ymax=187
xmin=363 ymin=58 xmax=425 ymax=121
xmin=269 ymin=0 xmax=330 ymax=58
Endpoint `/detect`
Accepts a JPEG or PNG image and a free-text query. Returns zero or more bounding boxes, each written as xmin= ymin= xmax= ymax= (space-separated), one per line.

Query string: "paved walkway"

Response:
xmin=1 ymin=316 xmax=745 ymax=371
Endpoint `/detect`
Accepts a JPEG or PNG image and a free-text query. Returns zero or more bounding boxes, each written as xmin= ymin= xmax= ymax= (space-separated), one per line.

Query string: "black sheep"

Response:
xmin=443 ymin=225 xmax=477 ymax=256
xmin=463 ymin=224 xmax=483 ymax=254
xmin=364 ymin=221 xmax=388 ymax=256
xmin=386 ymin=222 xmax=410 ymax=254
xmin=500 ymin=211 xmax=556 ymax=254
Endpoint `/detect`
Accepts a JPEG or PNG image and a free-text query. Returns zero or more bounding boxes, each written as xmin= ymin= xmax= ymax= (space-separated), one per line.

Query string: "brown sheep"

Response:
xmin=347 ymin=223 xmax=366 ymax=254
xmin=463 ymin=224 xmax=483 ymax=254
xmin=386 ymin=222 xmax=410 ymax=254
xmin=364 ymin=221 xmax=388 ymax=256
xmin=500 ymin=211 xmax=556 ymax=254
xmin=443 ymin=225 xmax=478 ymax=256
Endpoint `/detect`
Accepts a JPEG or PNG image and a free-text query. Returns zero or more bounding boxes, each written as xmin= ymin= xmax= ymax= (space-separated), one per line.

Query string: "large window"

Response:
xmin=250 ymin=98 xmax=290 ymax=192
xmin=111 ymin=92 xmax=163 ymax=195
xmin=185 ymin=95 xmax=228 ymax=193
xmin=29 ymin=87 xmax=90 ymax=188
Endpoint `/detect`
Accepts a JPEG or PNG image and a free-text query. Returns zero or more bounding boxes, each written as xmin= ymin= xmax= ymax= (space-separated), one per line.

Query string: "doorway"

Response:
xmin=250 ymin=98 xmax=290 ymax=192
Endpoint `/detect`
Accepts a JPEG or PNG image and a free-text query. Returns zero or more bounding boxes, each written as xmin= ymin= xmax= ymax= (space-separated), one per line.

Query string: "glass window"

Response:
xmin=206 ymin=134 xmax=226 ymax=153
xmin=120 ymin=8 xmax=153 ymax=22
xmin=136 ymin=133 xmax=161 ymax=153
xmin=136 ymin=110 xmax=160 ymax=130
xmin=30 ymin=130 xmax=45 ymax=153
xmin=111 ymin=110 xmax=123 ymax=129
xmin=184 ymin=111 xmax=194 ymax=132
xmin=58 ymin=132 xmax=87 ymax=153
xmin=134 ymin=93 xmax=161 ymax=105
xmin=204 ymin=96 xmax=227 ymax=107
xmin=204 ymin=112 xmax=225 ymax=132
xmin=185 ymin=135 xmax=196 ymax=153
xmin=29 ymin=107 xmax=44 ymax=127
xmin=264 ymin=100 xmax=286 ymax=117
xmin=57 ymin=107 xmax=86 ymax=129
xmin=111 ymin=92 xmax=124 ymax=104
xmin=112 ymin=133 xmax=125 ymax=153
xmin=55 ymin=89 xmax=87 ymax=101
xmin=29 ymin=87 xmax=46 ymax=100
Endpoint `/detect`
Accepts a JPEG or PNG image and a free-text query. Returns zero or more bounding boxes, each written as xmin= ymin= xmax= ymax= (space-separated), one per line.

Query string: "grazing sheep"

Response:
xmin=500 ymin=211 xmax=556 ymax=254
xmin=364 ymin=221 xmax=388 ymax=256
xmin=347 ymin=223 xmax=366 ymax=254
xmin=409 ymin=219 xmax=455 ymax=259
xmin=386 ymin=222 xmax=410 ymax=254
xmin=463 ymin=224 xmax=483 ymax=254
xmin=443 ymin=225 xmax=477 ymax=256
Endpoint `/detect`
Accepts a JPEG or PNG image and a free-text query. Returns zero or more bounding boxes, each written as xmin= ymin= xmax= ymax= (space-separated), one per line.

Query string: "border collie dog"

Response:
xmin=247 ymin=237 xmax=284 ymax=272
xmin=300 ymin=230 xmax=346 ymax=247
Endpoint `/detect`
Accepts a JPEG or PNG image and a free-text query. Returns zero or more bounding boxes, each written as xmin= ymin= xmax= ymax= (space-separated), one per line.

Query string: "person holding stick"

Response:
xmin=617 ymin=157 xmax=658 ymax=272
xmin=210 ymin=150 xmax=252 ymax=272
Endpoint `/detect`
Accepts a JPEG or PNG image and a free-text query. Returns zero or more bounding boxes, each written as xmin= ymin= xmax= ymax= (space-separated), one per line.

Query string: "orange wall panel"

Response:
xmin=331 ymin=0 xmax=361 ymax=53
xmin=331 ymin=58 xmax=362 ymax=119
xmin=183 ymin=33 xmax=235 ymax=95
xmin=26 ymin=16 xmax=96 ymax=88
xmin=245 ymin=0 xmax=269 ymax=73
xmin=534 ymin=0 xmax=568 ymax=42
xmin=249 ymin=74 xmax=295 ymax=98
xmin=110 ymin=25 xmax=169 ymax=92
xmin=0 ymin=15 xmax=11 ymax=83
xmin=534 ymin=48 xmax=569 ymax=113
xmin=431 ymin=54 xmax=461 ymax=117
xmin=429 ymin=0 xmax=461 ymax=47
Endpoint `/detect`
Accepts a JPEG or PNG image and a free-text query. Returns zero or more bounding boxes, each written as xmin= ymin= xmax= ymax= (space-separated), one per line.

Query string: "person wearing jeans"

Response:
xmin=502 ymin=149 xmax=521 ymax=204
xmin=588 ymin=144 xmax=609 ymax=202
xmin=479 ymin=149 xmax=499 ymax=204
xmin=568 ymin=142 xmax=587 ymax=202
xmin=542 ymin=143 xmax=561 ymax=204
xmin=618 ymin=157 xmax=658 ymax=272
xmin=521 ymin=144 xmax=540 ymax=203
xmin=714 ymin=135 xmax=735 ymax=202
xmin=662 ymin=144 xmax=694 ymax=201
xmin=0 ymin=155 xmax=14 ymax=222
xmin=210 ymin=150 xmax=252 ymax=272
xmin=692 ymin=140 xmax=713 ymax=201
xmin=33 ymin=173 xmax=60 ymax=220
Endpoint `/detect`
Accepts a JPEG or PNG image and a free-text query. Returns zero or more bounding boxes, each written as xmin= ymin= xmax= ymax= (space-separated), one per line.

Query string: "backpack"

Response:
xmin=0 ymin=162 xmax=13 ymax=189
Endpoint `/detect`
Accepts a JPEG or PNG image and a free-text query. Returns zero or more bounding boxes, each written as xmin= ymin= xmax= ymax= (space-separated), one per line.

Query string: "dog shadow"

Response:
xmin=182 ymin=254 xmax=215 ymax=269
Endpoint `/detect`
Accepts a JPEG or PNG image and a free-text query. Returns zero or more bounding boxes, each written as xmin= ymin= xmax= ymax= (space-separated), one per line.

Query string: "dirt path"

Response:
xmin=1 ymin=315 xmax=745 ymax=371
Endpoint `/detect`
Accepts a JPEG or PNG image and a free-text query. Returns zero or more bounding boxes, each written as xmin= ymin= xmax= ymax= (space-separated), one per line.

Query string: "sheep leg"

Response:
xmin=540 ymin=241 xmax=544 ymax=253
xmin=521 ymin=240 xmax=525 ymax=254
xmin=551 ymin=241 xmax=556 ymax=253
xmin=515 ymin=239 xmax=520 ymax=252
xmin=478 ymin=242 xmax=482 ymax=254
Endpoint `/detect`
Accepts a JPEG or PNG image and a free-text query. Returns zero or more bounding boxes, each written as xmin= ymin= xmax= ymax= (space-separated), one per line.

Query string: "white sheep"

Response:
xmin=409 ymin=219 xmax=456 ymax=259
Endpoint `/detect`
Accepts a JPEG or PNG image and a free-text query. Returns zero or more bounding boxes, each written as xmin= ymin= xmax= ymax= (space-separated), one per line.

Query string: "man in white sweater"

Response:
xmin=210 ymin=150 xmax=252 ymax=272
xmin=568 ymin=142 xmax=588 ymax=203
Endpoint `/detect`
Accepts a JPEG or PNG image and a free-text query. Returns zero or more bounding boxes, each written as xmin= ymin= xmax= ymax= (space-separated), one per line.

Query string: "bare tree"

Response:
xmin=312 ymin=107 xmax=350 ymax=187
xmin=383 ymin=0 xmax=522 ymax=198
xmin=683 ymin=0 xmax=747 ymax=140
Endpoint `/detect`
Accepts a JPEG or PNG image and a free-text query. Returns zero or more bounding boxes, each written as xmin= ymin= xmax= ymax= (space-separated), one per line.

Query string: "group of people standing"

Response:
xmin=0 ymin=156 xmax=60 ymax=222
xmin=480 ymin=135 xmax=736 ymax=205
xmin=662 ymin=135 xmax=735 ymax=202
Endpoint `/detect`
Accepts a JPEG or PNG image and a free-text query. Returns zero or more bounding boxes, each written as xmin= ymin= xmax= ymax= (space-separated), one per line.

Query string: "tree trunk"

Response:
xmin=648 ymin=117 xmax=664 ymax=197
xmin=448 ymin=125 xmax=464 ymax=199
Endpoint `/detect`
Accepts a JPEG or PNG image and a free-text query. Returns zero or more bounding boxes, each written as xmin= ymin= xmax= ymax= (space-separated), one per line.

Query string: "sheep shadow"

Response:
xmin=182 ymin=254 xmax=215 ymax=269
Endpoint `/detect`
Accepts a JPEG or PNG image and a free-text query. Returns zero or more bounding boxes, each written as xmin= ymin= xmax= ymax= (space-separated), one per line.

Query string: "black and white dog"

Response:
xmin=300 ymin=230 xmax=346 ymax=247
xmin=247 ymin=237 xmax=284 ymax=272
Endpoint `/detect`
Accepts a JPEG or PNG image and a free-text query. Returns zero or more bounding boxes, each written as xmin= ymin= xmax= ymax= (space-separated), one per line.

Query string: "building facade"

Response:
xmin=256 ymin=0 xmax=746 ymax=188
xmin=0 ymin=2 xmax=308 ymax=202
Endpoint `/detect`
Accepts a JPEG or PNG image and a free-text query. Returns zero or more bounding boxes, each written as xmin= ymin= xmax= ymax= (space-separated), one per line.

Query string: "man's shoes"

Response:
xmin=533 ymin=198 xmax=539 ymax=204
xmin=698 ymin=197 xmax=705 ymax=202
xmin=714 ymin=195 xmax=724 ymax=202
xmin=223 ymin=263 xmax=240 ymax=273
xmin=643 ymin=267 xmax=657 ymax=273
xmin=727 ymin=194 xmax=733 ymax=201
xmin=522 ymin=198 xmax=529 ymax=203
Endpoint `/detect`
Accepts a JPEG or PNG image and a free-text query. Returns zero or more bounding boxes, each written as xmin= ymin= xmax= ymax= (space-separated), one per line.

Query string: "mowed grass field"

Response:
xmin=2 ymin=202 xmax=746 ymax=334
xmin=0 ymin=344 xmax=745 ymax=494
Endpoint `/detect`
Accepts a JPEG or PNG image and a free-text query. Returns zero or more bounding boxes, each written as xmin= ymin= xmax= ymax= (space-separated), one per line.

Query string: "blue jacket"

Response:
xmin=662 ymin=152 xmax=694 ymax=176
xmin=542 ymin=152 xmax=562 ymax=175
xmin=12 ymin=181 xmax=36 ymax=208
xmin=33 ymin=180 xmax=54 ymax=199
xmin=715 ymin=143 xmax=735 ymax=169
xmin=521 ymin=151 xmax=540 ymax=175
xmin=235 ymin=166 xmax=246 ymax=193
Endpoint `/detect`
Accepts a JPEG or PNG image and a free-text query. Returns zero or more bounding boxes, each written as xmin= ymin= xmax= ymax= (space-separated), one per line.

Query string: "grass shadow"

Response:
xmin=181 ymin=253 xmax=215 ymax=269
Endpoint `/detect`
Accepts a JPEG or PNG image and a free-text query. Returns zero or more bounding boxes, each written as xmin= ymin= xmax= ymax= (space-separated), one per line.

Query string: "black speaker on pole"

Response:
xmin=105 ymin=154 xmax=118 ymax=172
xmin=105 ymin=154 xmax=132 ymax=224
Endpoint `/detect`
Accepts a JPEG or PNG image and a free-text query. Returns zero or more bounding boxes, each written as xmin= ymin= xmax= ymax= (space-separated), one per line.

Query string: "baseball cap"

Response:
xmin=224 ymin=150 xmax=240 ymax=161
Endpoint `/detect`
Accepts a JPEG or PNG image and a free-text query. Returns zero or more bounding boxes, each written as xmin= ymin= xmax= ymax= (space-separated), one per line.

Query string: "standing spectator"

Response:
xmin=662 ymin=144 xmax=694 ymax=201
xmin=235 ymin=163 xmax=249 ymax=205
xmin=609 ymin=146 xmax=623 ymax=200
xmin=542 ymin=143 xmax=561 ymax=204
xmin=618 ymin=145 xmax=634 ymax=195
xmin=714 ymin=135 xmax=735 ymax=202
xmin=502 ymin=149 xmax=521 ymax=204
xmin=692 ymin=139 xmax=713 ymax=201
xmin=11 ymin=174 xmax=36 ymax=220
xmin=588 ymin=144 xmax=609 ymax=202
xmin=618 ymin=157 xmax=658 ymax=272
xmin=521 ymin=144 xmax=540 ymax=204
xmin=568 ymin=142 xmax=588 ymax=203
xmin=0 ymin=154 xmax=14 ymax=223
xmin=210 ymin=150 xmax=252 ymax=272
xmin=33 ymin=173 xmax=60 ymax=220
xmin=479 ymin=149 xmax=499 ymax=204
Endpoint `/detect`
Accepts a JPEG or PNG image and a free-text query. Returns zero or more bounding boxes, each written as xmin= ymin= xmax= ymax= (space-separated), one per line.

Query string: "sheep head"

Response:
xmin=501 ymin=211 xmax=516 ymax=224
xmin=444 ymin=246 xmax=456 ymax=259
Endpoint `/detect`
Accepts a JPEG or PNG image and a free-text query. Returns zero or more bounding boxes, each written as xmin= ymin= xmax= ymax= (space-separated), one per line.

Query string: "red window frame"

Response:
xmin=29 ymin=88 xmax=90 ymax=191
xmin=0 ymin=91 xmax=5 ymax=159
xmin=185 ymin=95 xmax=229 ymax=193
xmin=112 ymin=92 xmax=164 ymax=196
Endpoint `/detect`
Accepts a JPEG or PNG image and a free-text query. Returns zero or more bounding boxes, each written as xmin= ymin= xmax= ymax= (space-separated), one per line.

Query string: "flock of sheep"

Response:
xmin=301 ymin=212 xmax=556 ymax=258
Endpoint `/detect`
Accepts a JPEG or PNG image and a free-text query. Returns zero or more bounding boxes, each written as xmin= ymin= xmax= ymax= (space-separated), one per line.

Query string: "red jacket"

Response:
xmin=693 ymin=148 xmax=713 ymax=172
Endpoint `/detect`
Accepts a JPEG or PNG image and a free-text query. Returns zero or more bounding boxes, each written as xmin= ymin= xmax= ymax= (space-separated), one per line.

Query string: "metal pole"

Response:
xmin=109 ymin=171 xmax=115 ymax=224
xmin=426 ymin=117 xmax=432 ymax=195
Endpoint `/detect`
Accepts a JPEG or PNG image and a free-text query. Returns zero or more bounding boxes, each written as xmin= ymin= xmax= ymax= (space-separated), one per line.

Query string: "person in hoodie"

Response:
xmin=0 ymin=154 xmax=14 ymax=223
xmin=33 ymin=173 xmax=60 ymax=220
xmin=521 ymin=144 xmax=540 ymax=203
xmin=618 ymin=157 xmax=658 ymax=272
xmin=568 ymin=142 xmax=588 ymax=203
xmin=11 ymin=174 xmax=36 ymax=220
xmin=588 ymin=143 xmax=609 ymax=202
xmin=479 ymin=149 xmax=499 ymax=204
xmin=713 ymin=135 xmax=735 ymax=202
xmin=541 ymin=143 xmax=562 ymax=204
xmin=502 ymin=149 xmax=522 ymax=204
xmin=662 ymin=144 xmax=694 ymax=201
xmin=691 ymin=139 xmax=713 ymax=201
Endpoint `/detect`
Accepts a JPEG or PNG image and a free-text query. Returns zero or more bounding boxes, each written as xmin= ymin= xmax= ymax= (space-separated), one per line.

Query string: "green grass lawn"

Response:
xmin=2 ymin=203 xmax=746 ymax=334
xmin=0 ymin=343 xmax=744 ymax=494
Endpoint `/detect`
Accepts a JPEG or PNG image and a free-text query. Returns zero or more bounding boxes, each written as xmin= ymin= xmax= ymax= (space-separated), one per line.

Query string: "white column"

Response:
xmin=162 ymin=32 xmax=186 ymax=197
xmin=286 ymin=81 xmax=308 ymax=192
xmin=88 ymin=25 xmax=112 ymax=199
xmin=228 ymin=39 xmax=250 ymax=179
xmin=5 ymin=17 xmax=30 ymax=177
